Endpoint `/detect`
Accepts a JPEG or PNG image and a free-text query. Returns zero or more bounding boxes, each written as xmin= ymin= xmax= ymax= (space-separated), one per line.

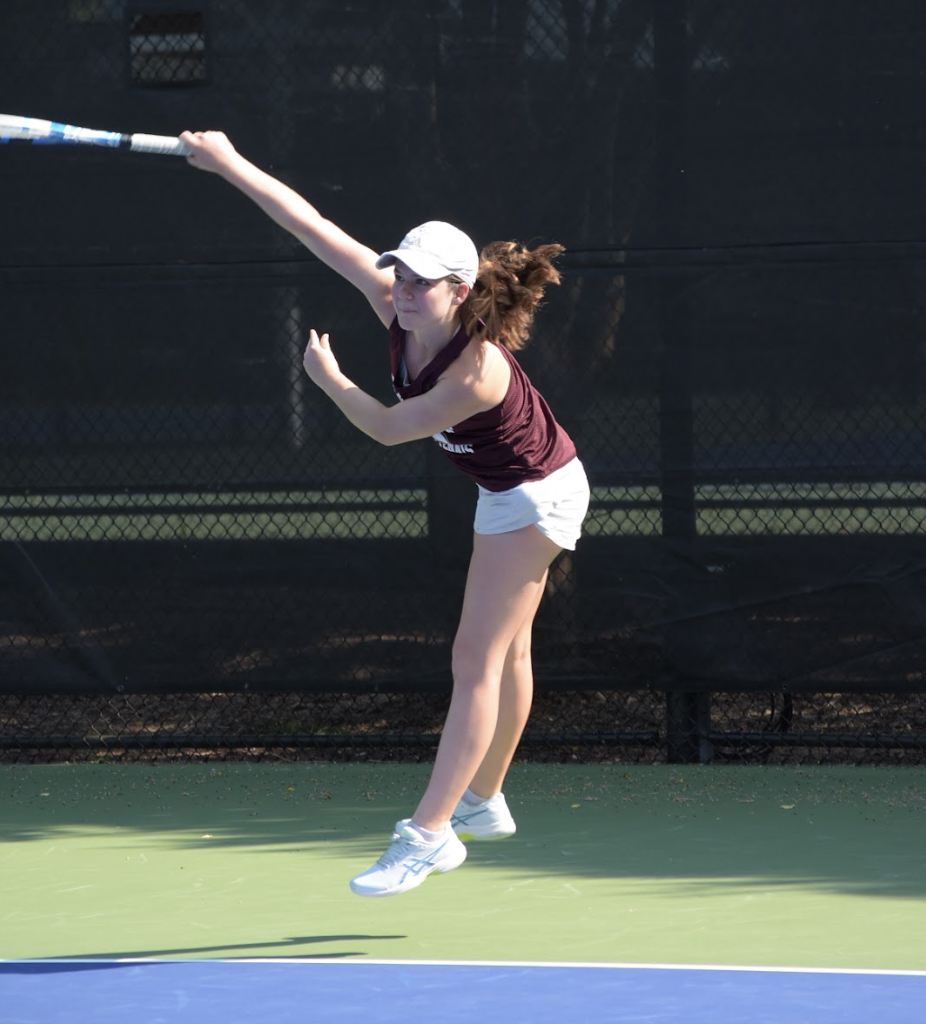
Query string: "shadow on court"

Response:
xmin=3 ymin=762 xmax=926 ymax=967
xmin=21 ymin=935 xmax=404 ymax=962
xmin=3 ymin=762 xmax=925 ymax=895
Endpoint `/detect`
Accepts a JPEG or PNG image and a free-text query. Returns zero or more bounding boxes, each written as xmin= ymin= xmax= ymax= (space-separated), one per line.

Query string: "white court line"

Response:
xmin=224 ymin=959 xmax=926 ymax=977
xmin=3 ymin=958 xmax=925 ymax=978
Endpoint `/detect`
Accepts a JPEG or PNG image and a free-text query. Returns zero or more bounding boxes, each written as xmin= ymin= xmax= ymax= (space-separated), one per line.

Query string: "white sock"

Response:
xmin=461 ymin=787 xmax=490 ymax=807
xmin=407 ymin=821 xmax=446 ymax=843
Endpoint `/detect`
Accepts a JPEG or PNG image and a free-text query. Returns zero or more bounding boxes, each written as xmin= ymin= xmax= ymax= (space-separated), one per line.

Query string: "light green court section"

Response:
xmin=2 ymin=763 xmax=925 ymax=969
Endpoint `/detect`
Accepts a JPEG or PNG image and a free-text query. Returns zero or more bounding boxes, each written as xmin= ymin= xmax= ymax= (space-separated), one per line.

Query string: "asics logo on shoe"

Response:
xmin=397 ymin=838 xmax=454 ymax=884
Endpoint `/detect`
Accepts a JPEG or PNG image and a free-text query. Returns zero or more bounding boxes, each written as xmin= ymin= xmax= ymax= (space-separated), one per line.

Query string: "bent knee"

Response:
xmin=504 ymin=643 xmax=533 ymax=678
xmin=451 ymin=637 xmax=503 ymax=690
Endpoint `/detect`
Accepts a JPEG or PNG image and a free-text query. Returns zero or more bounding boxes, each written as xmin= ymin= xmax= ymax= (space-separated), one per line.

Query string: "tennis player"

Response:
xmin=181 ymin=130 xmax=590 ymax=897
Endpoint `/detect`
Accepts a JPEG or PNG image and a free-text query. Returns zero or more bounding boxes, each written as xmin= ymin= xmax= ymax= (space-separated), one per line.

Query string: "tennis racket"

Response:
xmin=0 ymin=114 xmax=191 ymax=156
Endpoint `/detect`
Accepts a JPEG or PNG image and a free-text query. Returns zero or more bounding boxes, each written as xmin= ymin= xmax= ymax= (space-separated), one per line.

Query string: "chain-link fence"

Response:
xmin=2 ymin=1 xmax=926 ymax=764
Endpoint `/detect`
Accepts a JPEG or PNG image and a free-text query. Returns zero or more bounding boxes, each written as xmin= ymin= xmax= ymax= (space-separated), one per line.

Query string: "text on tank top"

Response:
xmin=389 ymin=318 xmax=575 ymax=492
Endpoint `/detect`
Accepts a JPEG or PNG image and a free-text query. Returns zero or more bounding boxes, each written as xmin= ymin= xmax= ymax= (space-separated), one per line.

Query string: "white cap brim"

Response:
xmin=374 ymin=221 xmax=479 ymax=286
xmin=375 ymin=249 xmax=462 ymax=281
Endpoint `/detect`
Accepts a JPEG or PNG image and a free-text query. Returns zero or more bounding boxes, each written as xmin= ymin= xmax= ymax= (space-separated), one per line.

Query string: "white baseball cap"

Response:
xmin=375 ymin=221 xmax=479 ymax=286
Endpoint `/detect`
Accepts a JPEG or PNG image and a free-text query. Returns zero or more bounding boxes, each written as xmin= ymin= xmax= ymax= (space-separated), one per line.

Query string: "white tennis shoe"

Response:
xmin=451 ymin=791 xmax=517 ymax=841
xmin=350 ymin=820 xmax=467 ymax=897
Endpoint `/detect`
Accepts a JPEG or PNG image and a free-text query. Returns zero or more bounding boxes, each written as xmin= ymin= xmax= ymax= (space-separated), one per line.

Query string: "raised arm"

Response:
xmin=302 ymin=330 xmax=510 ymax=446
xmin=180 ymin=130 xmax=395 ymax=328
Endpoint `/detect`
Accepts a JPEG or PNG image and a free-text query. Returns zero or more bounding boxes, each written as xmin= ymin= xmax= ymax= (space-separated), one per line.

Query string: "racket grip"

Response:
xmin=129 ymin=133 xmax=192 ymax=156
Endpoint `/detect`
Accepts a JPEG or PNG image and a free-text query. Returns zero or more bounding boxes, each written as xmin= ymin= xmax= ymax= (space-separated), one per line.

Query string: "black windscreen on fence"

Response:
xmin=1 ymin=1 xmax=925 ymax=763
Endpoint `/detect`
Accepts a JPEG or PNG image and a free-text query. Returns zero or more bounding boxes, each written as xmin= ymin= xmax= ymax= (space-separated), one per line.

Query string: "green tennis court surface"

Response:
xmin=3 ymin=763 xmax=924 ymax=970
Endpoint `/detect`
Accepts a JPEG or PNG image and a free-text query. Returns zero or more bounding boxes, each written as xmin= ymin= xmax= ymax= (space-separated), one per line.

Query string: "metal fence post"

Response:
xmin=655 ymin=0 xmax=712 ymax=763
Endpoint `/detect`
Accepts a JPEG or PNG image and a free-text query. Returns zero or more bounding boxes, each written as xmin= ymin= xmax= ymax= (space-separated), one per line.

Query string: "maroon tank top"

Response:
xmin=389 ymin=318 xmax=576 ymax=492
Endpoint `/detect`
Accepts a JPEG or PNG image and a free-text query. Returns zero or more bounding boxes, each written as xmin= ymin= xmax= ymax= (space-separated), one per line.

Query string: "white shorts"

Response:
xmin=473 ymin=458 xmax=590 ymax=551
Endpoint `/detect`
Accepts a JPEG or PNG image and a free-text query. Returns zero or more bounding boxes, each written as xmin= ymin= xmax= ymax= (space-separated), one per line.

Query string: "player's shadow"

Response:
xmin=40 ymin=934 xmax=405 ymax=961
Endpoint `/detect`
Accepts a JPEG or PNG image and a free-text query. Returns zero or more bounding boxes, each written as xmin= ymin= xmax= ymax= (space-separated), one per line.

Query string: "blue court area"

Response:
xmin=2 ymin=959 xmax=925 ymax=1024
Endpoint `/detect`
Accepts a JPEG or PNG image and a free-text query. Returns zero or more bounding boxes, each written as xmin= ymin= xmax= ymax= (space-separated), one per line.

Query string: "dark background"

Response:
xmin=1 ymin=1 xmax=925 ymax=762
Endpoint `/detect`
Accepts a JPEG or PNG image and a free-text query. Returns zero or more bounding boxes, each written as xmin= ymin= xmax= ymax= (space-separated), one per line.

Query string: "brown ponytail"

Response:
xmin=460 ymin=240 xmax=564 ymax=351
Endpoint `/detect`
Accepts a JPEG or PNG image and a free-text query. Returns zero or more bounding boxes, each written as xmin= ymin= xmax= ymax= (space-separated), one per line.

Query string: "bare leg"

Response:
xmin=466 ymin=570 xmax=546 ymax=797
xmin=412 ymin=525 xmax=562 ymax=831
